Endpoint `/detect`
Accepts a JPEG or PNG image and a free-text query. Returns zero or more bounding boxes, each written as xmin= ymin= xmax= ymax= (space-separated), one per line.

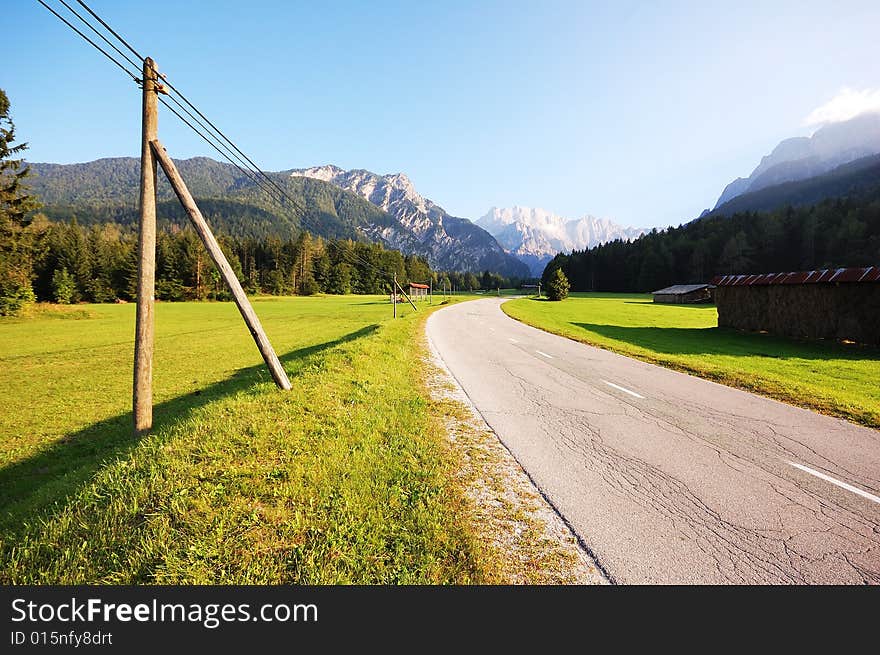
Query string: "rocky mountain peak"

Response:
xmin=713 ymin=111 xmax=880 ymax=209
xmin=476 ymin=207 xmax=646 ymax=276
xmin=287 ymin=164 xmax=529 ymax=278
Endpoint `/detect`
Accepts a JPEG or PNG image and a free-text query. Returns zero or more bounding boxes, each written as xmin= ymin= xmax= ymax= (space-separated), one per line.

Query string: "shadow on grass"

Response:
xmin=0 ymin=324 xmax=379 ymax=538
xmin=572 ymin=322 xmax=880 ymax=361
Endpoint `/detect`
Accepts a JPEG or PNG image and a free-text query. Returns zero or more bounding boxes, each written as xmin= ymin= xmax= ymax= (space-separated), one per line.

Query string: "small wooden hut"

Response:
xmin=408 ymin=282 xmax=430 ymax=302
xmin=651 ymin=283 xmax=714 ymax=304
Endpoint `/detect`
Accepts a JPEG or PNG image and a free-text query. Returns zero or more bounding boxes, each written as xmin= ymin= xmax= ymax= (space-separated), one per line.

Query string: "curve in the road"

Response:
xmin=427 ymin=298 xmax=880 ymax=584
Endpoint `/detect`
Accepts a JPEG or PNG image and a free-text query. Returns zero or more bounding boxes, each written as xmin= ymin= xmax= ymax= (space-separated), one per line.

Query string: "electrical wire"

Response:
xmin=75 ymin=0 xmax=144 ymax=61
xmin=35 ymin=0 xmax=138 ymax=82
xmin=38 ymin=0 xmax=398 ymax=282
xmin=57 ymin=0 xmax=141 ymax=72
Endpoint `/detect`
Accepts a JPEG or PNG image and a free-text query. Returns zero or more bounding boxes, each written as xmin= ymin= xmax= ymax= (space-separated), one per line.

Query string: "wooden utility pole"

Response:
xmin=151 ymin=139 xmax=292 ymax=391
xmin=392 ymin=273 xmax=397 ymax=318
xmin=537 ymin=281 xmax=541 ymax=298
xmin=133 ymin=58 xmax=159 ymax=434
xmin=429 ymin=280 xmax=432 ymax=304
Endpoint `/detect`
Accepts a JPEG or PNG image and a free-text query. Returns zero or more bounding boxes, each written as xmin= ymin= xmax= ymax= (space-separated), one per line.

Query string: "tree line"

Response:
xmin=542 ymin=195 xmax=880 ymax=293
xmin=0 ymin=88 xmax=523 ymax=314
xmin=6 ymin=214 xmax=516 ymax=308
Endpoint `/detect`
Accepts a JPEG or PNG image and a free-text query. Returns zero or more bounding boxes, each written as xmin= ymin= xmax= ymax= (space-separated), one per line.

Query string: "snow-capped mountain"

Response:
xmin=714 ymin=111 xmax=880 ymax=209
xmin=476 ymin=206 xmax=646 ymax=276
xmin=288 ymin=165 xmax=529 ymax=278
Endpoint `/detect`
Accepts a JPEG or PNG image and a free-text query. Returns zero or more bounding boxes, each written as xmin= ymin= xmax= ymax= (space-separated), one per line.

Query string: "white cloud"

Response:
xmin=803 ymin=88 xmax=880 ymax=126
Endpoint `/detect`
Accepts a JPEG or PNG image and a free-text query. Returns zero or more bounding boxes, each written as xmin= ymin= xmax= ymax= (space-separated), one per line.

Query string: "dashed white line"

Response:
xmin=787 ymin=461 xmax=880 ymax=504
xmin=535 ymin=350 xmax=553 ymax=359
xmin=508 ymin=337 xmax=519 ymax=343
xmin=602 ymin=380 xmax=645 ymax=399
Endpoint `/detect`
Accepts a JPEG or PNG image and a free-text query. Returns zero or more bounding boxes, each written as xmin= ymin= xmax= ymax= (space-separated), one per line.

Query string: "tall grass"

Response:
xmin=0 ymin=296 xmax=498 ymax=583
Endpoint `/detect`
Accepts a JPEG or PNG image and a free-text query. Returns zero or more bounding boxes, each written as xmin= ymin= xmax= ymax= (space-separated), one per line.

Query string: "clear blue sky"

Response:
xmin=6 ymin=1 xmax=880 ymax=227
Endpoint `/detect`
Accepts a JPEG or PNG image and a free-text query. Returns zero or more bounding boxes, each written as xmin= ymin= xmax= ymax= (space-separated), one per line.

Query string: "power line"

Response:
xmin=40 ymin=1 xmax=304 ymax=226
xmin=38 ymin=3 xmax=301 ymax=224
xmin=57 ymin=0 xmax=141 ymax=72
xmin=54 ymin=0 xmax=302 ymax=217
xmin=35 ymin=0 xmax=138 ymax=82
xmin=38 ymin=0 xmax=397 ymax=281
xmin=156 ymin=97 xmax=284 ymax=202
xmin=75 ymin=0 xmax=144 ymax=61
xmin=47 ymin=1 xmax=273 ymax=199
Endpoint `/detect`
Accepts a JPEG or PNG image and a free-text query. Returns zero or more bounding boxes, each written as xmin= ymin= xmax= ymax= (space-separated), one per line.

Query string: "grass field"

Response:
xmin=503 ymin=293 xmax=880 ymax=429
xmin=0 ymin=295 xmax=503 ymax=584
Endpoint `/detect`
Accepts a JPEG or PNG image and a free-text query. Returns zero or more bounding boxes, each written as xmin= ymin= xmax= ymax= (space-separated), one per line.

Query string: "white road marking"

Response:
xmin=787 ymin=461 xmax=880 ymax=504
xmin=602 ymin=380 xmax=645 ymax=399
xmin=508 ymin=337 xmax=519 ymax=343
xmin=535 ymin=350 xmax=553 ymax=359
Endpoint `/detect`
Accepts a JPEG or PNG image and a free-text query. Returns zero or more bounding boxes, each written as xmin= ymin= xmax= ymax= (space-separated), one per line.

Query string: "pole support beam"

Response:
xmin=150 ymin=138 xmax=292 ymax=391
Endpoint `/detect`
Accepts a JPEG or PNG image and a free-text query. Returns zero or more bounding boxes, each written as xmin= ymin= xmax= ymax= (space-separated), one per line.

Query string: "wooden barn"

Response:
xmin=651 ymin=283 xmax=714 ymax=304
xmin=408 ymin=282 xmax=430 ymax=302
xmin=712 ymin=266 xmax=880 ymax=345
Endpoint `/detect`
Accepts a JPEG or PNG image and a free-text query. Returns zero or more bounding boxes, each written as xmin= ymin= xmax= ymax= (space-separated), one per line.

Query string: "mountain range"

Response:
xmin=713 ymin=111 xmax=880 ymax=209
xmin=287 ymin=165 xmax=528 ymax=277
xmin=25 ymin=158 xmax=529 ymax=279
xmin=476 ymin=207 xmax=646 ymax=276
xmin=707 ymin=152 xmax=880 ymax=218
xmin=28 ymin=113 xmax=878 ymax=282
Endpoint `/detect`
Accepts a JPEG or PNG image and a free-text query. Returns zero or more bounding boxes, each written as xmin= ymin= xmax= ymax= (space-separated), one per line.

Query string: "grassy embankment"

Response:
xmin=0 ymin=295 xmax=504 ymax=583
xmin=503 ymin=293 xmax=880 ymax=429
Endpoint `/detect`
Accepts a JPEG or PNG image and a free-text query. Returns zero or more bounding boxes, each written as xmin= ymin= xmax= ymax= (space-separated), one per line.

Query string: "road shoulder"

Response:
xmin=423 ymin=317 xmax=608 ymax=585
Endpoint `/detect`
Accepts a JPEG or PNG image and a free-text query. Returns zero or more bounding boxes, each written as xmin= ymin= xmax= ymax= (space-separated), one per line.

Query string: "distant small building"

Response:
xmin=712 ymin=267 xmax=880 ymax=345
xmin=409 ymin=282 xmax=430 ymax=302
xmin=651 ymin=283 xmax=714 ymax=304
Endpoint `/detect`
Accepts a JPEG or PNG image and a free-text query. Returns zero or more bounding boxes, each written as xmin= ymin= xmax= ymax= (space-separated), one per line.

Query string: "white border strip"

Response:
xmin=788 ymin=461 xmax=880 ymax=504
xmin=602 ymin=380 xmax=645 ymax=399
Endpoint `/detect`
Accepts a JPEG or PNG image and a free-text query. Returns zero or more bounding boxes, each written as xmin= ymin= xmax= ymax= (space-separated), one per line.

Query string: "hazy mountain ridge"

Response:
xmin=707 ymin=152 xmax=880 ymax=218
xmin=476 ymin=206 xmax=646 ymax=275
xmin=288 ymin=165 xmax=529 ymax=278
xmin=714 ymin=112 xmax=880 ymax=208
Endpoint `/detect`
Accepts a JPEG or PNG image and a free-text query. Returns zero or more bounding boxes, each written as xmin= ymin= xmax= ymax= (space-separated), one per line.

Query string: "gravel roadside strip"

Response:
xmin=424 ymin=328 xmax=609 ymax=585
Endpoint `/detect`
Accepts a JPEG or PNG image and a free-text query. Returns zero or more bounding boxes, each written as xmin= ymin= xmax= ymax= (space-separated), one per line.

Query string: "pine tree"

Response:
xmin=547 ymin=267 xmax=569 ymax=301
xmin=328 ymin=262 xmax=352 ymax=294
xmin=0 ymin=89 xmax=41 ymax=314
xmin=51 ymin=267 xmax=75 ymax=304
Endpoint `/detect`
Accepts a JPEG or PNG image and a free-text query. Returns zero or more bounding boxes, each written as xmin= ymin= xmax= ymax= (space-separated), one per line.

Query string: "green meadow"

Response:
xmin=503 ymin=293 xmax=880 ymax=429
xmin=0 ymin=296 xmax=499 ymax=583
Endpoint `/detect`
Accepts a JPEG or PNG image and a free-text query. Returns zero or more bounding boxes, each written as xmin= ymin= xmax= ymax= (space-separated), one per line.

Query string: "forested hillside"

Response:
xmin=28 ymin=157 xmax=401 ymax=242
xmin=543 ymin=191 xmax=880 ymax=293
xmin=25 ymin=157 xmax=529 ymax=277
xmin=19 ymin=215 xmax=431 ymax=303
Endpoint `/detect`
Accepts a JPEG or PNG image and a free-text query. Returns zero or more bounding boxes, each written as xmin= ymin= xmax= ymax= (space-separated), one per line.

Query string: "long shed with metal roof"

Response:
xmin=651 ymin=283 xmax=714 ymax=304
xmin=711 ymin=266 xmax=880 ymax=345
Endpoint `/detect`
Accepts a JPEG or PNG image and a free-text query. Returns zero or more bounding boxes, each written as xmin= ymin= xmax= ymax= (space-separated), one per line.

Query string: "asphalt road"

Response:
xmin=427 ymin=298 xmax=880 ymax=584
